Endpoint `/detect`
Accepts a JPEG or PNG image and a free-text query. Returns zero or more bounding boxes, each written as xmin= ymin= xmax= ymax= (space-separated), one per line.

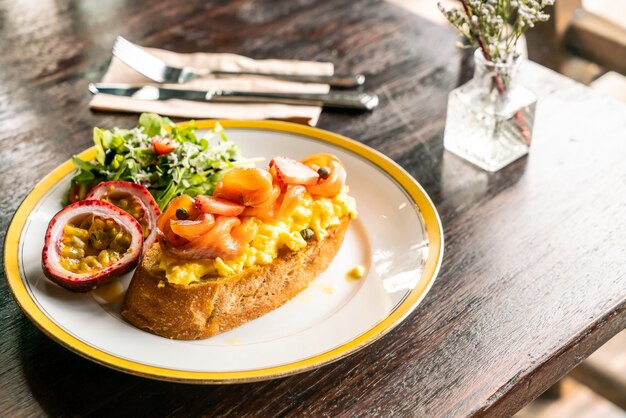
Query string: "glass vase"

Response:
xmin=443 ymin=49 xmax=537 ymax=172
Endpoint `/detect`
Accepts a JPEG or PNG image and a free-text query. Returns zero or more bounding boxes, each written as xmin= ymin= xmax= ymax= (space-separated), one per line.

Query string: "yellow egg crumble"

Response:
xmin=158 ymin=188 xmax=357 ymax=285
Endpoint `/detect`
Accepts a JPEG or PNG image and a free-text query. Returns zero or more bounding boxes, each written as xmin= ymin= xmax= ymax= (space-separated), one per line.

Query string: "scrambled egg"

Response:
xmin=159 ymin=188 xmax=357 ymax=285
xmin=347 ymin=265 xmax=366 ymax=279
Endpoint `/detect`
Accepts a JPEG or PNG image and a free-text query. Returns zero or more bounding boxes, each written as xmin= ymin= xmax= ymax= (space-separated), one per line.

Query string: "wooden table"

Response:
xmin=1 ymin=0 xmax=625 ymax=416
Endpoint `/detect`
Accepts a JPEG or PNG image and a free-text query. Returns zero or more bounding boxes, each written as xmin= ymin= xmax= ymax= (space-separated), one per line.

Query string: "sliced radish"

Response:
xmin=270 ymin=156 xmax=319 ymax=186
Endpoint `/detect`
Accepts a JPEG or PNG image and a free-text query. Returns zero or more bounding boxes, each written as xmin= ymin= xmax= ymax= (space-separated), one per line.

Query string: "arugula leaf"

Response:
xmin=93 ymin=128 xmax=106 ymax=165
xmin=72 ymin=170 xmax=95 ymax=184
xmin=110 ymin=134 xmax=124 ymax=149
xmin=69 ymin=113 xmax=242 ymax=210
xmin=139 ymin=113 xmax=167 ymax=137
xmin=71 ymin=156 xmax=93 ymax=171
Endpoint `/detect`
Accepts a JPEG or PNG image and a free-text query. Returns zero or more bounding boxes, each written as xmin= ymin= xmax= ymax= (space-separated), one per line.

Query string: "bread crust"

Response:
xmin=121 ymin=217 xmax=350 ymax=340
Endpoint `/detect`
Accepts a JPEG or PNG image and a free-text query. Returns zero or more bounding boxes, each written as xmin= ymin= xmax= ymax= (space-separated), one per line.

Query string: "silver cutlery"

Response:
xmin=113 ymin=36 xmax=365 ymax=88
xmin=89 ymin=83 xmax=379 ymax=111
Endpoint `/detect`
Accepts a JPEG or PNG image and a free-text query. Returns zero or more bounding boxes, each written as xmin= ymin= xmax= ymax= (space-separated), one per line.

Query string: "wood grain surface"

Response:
xmin=1 ymin=0 xmax=625 ymax=416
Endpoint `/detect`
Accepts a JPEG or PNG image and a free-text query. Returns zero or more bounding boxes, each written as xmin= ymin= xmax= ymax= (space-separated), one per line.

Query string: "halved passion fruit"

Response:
xmin=86 ymin=181 xmax=161 ymax=250
xmin=42 ymin=200 xmax=144 ymax=292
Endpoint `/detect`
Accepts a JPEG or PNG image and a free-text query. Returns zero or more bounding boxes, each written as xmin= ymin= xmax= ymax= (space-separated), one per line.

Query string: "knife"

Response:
xmin=89 ymin=83 xmax=379 ymax=111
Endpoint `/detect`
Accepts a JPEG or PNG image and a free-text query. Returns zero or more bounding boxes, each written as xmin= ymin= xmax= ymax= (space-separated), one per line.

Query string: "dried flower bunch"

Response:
xmin=438 ymin=0 xmax=554 ymax=63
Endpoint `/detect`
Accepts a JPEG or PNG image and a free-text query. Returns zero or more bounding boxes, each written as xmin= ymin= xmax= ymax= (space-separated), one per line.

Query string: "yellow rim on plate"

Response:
xmin=4 ymin=120 xmax=443 ymax=383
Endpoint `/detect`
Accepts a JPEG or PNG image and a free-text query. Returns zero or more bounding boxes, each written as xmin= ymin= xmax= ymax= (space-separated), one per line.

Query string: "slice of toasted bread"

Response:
xmin=121 ymin=217 xmax=350 ymax=340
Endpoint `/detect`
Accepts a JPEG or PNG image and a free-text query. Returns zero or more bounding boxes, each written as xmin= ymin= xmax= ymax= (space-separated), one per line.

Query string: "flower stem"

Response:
xmin=459 ymin=0 xmax=531 ymax=146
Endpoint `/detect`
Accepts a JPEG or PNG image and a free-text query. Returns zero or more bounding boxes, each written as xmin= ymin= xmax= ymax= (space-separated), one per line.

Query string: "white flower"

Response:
xmin=438 ymin=0 xmax=553 ymax=63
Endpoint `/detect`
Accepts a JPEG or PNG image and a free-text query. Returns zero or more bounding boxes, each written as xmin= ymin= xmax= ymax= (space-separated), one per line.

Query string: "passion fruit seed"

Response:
xmin=71 ymin=235 xmax=86 ymax=248
xmin=97 ymin=249 xmax=121 ymax=265
xmin=105 ymin=196 xmax=149 ymax=238
xmin=81 ymin=256 xmax=101 ymax=270
xmin=317 ymin=166 xmax=331 ymax=179
xmin=301 ymin=228 xmax=315 ymax=241
xmin=60 ymin=245 xmax=84 ymax=259
xmin=176 ymin=208 xmax=189 ymax=220
xmin=109 ymin=230 xmax=132 ymax=253
xmin=85 ymin=182 xmax=161 ymax=251
xmin=63 ymin=224 xmax=89 ymax=240
xmin=89 ymin=218 xmax=116 ymax=250
xmin=107 ymin=197 xmax=142 ymax=219
xmin=58 ymin=215 xmax=133 ymax=275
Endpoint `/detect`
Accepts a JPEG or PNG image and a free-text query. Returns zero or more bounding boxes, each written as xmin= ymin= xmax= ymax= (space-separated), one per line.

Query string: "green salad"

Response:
xmin=70 ymin=113 xmax=246 ymax=210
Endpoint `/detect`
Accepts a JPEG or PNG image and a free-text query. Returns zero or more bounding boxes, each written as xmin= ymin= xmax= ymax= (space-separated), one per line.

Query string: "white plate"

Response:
xmin=5 ymin=120 xmax=443 ymax=383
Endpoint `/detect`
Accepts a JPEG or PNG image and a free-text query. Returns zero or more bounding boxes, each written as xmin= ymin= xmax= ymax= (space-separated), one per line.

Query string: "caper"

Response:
xmin=176 ymin=208 xmax=189 ymax=220
xmin=317 ymin=166 xmax=331 ymax=179
xmin=300 ymin=228 xmax=314 ymax=241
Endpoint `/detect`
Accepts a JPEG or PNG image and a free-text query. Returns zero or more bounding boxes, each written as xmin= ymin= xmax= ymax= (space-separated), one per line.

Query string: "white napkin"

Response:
xmin=89 ymin=45 xmax=334 ymax=126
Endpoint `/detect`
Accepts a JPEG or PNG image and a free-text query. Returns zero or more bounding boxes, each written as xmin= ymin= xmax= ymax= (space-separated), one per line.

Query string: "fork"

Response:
xmin=113 ymin=37 xmax=365 ymax=88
